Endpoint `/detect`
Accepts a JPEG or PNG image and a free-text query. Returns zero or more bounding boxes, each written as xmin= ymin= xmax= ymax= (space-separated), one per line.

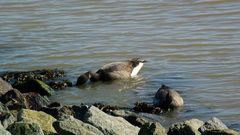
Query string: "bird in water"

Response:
xmin=76 ymin=58 xmax=146 ymax=85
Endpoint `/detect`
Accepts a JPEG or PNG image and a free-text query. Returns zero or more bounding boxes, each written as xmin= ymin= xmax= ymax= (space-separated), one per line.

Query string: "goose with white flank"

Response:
xmin=76 ymin=58 xmax=146 ymax=85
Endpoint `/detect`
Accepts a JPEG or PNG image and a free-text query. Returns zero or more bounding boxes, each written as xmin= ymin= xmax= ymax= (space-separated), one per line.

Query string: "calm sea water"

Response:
xmin=0 ymin=0 xmax=239 ymax=131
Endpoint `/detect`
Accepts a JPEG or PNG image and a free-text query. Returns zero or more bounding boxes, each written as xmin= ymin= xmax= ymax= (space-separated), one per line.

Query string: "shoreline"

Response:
xmin=0 ymin=69 xmax=239 ymax=135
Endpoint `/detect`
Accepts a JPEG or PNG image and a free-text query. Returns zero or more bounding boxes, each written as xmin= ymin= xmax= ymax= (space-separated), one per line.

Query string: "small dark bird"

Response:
xmin=76 ymin=58 xmax=146 ymax=85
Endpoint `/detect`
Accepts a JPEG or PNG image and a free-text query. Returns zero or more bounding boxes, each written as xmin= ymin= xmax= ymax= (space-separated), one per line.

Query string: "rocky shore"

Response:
xmin=0 ymin=69 xmax=239 ymax=135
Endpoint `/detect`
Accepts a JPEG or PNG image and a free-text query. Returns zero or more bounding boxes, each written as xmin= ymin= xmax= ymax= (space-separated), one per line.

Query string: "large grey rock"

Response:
xmin=112 ymin=110 xmax=150 ymax=127
xmin=83 ymin=106 xmax=140 ymax=135
xmin=199 ymin=117 xmax=228 ymax=133
xmin=7 ymin=121 xmax=44 ymax=135
xmin=18 ymin=109 xmax=57 ymax=135
xmin=168 ymin=119 xmax=204 ymax=135
xmin=203 ymin=129 xmax=239 ymax=135
xmin=0 ymin=102 xmax=16 ymax=128
xmin=0 ymin=78 xmax=13 ymax=96
xmin=138 ymin=122 xmax=167 ymax=135
xmin=0 ymin=122 xmax=11 ymax=135
xmin=53 ymin=115 xmax=104 ymax=135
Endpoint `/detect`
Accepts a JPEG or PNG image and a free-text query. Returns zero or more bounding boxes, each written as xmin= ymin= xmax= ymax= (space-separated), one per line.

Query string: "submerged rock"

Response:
xmin=154 ymin=85 xmax=184 ymax=108
xmin=133 ymin=102 xmax=164 ymax=114
xmin=168 ymin=118 xmax=204 ymax=135
xmin=53 ymin=115 xmax=104 ymax=135
xmin=7 ymin=121 xmax=44 ymax=135
xmin=14 ymin=79 xmax=52 ymax=96
xmin=138 ymin=122 xmax=167 ymax=135
xmin=83 ymin=106 xmax=140 ymax=135
xmin=48 ymin=80 xmax=72 ymax=90
xmin=0 ymin=69 xmax=65 ymax=85
xmin=18 ymin=109 xmax=57 ymax=135
xmin=0 ymin=78 xmax=13 ymax=96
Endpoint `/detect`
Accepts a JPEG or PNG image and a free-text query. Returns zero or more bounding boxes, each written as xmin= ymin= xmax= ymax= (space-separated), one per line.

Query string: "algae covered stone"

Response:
xmin=18 ymin=109 xmax=56 ymax=135
xmin=7 ymin=121 xmax=44 ymax=135
xmin=14 ymin=79 xmax=52 ymax=96
xmin=138 ymin=122 xmax=167 ymax=135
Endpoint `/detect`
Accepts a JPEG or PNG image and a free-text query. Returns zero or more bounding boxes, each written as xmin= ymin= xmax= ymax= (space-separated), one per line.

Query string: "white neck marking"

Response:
xmin=131 ymin=62 xmax=144 ymax=77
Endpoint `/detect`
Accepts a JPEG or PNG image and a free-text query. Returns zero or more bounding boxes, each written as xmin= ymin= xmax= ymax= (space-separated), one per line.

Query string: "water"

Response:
xmin=0 ymin=0 xmax=240 ymax=131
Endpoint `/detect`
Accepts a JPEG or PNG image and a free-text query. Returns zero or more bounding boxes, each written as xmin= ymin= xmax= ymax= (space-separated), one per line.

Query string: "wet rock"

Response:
xmin=48 ymin=80 xmax=72 ymax=90
xmin=168 ymin=119 xmax=204 ymax=135
xmin=47 ymin=102 xmax=62 ymax=108
xmin=14 ymin=79 xmax=52 ymax=96
xmin=138 ymin=122 xmax=167 ymax=135
xmin=0 ymin=123 xmax=11 ymax=135
xmin=203 ymin=129 xmax=239 ymax=135
xmin=83 ymin=106 xmax=140 ymax=135
xmin=199 ymin=117 xmax=228 ymax=133
xmin=133 ymin=102 xmax=164 ymax=114
xmin=0 ymin=89 xmax=26 ymax=110
xmin=18 ymin=109 xmax=57 ymax=135
xmin=93 ymin=102 xmax=119 ymax=114
xmin=7 ymin=121 xmax=44 ymax=135
xmin=22 ymin=92 xmax=49 ymax=110
xmin=0 ymin=78 xmax=13 ymax=96
xmin=0 ymin=69 xmax=65 ymax=85
xmin=154 ymin=85 xmax=184 ymax=108
xmin=112 ymin=110 xmax=149 ymax=127
xmin=53 ymin=115 xmax=104 ymax=135
xmin=40 ymin=104 xmax=88 ymax=120
xmin=0 ymin=102 xmax=17 ymax=129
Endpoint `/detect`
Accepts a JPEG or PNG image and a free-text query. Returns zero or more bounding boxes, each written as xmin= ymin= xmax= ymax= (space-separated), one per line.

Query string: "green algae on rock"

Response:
xmin=7 ymin=121 xmax=44 ymax=135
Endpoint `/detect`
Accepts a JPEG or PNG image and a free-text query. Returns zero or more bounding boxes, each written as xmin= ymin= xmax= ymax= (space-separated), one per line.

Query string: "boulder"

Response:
xmin=22 ymin=92 xmax=49 ymax=110
xmin=112 ymin=110 xmax=150 ymax=127
xmin=168 ymin=119 xmax=204 ymax=135
xmin=0 ymin=78 xmax=13 ymax=96
xmin=0 ymin=89 xmax=26 ymax=110
xmin=83 ymin=106 xmax=140 ymax=135
xmin=0 ymin=89 xmax=48 ymax=111
xmin=53 ymin=115 xmax=104 ymax=135
xmin=154 ymin=85 xmax=184 ymax=108
xmin=7 ymin=121 xmax=44 ymax=135
xmin=133 ymin=102 xmax=163 ymax=114
xmin=203 ymin=129 xmax=239 ymax=135
xmin=138 ymin=122 xmax=167 ymax=135
xmin=14 ymin=79 xmax=52 ymax=96
xmin=0 ymin=102 xmax=16 ymax=128
xmin=199 ymin=117 xmax=228 ymax=133
xmin=0 ymin=122 xmax=11 ymax=135
xmin=18 ymin=109 xmax=56 ymax=135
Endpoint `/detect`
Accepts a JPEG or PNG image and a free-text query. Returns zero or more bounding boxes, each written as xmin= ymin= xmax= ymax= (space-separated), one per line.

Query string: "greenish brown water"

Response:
xmin=0 ymin=0 xmax=239 ymax=131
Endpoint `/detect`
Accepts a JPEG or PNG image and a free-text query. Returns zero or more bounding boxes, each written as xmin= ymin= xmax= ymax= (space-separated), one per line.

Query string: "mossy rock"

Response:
xmin=14 ymin=79 xmax=52 ymax=96
xmin=7 ymin=121 xmax=44 ymax=135
xmin=18 ymin=109 xmax=57 ymax=135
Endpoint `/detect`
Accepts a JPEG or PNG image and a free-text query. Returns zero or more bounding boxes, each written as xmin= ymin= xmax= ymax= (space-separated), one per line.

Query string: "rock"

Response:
xmin=168 ymin=119 xmax=204 ymax=135
xmin=112 ymin=110 xmax=149 ymax=127
xmin=203 ymin=129 xmax=239 ymax=135
xmin=154 ymin=85 xmax=184 ymax=108
xmin=14 ymin=79 xmax=52 ymax=96
xmin=199 ymin=117 xmax=228 ymax=133
xmin=0 ymin=89 xmax=48 ymax=111
xmin=0 ymin=78 xmax=13 ymax=96
xmin=0 ymin=89 xmax=26 ymax=110
xmin=133 ymin=102 xmax=164 ymax=114
xmin=48 ymin=80 xmax=72 ymax=90
xmin=18 ymin=109 xmax=57 ymax=135
xmin=138 ymin=122 xmax=167 ymax=135
xmin=83 ymin=106 xmax=140 ymax=135
xmin=0 ymin=102 xmax=16 ymax=128
xmin=7 ymin=121 xmax=44 ymax=135
xmin=0 ymin=69 xmax=65 ymax=85
xmin=22 ymin=92 xmax=49 ymax=110
xmin=53 ymin=115 xmax=104 ymax=135
xmin=0 ymin=128 xmax=11 ymax=135
xmin=93 ymin=102 xmax=119 ymax=114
